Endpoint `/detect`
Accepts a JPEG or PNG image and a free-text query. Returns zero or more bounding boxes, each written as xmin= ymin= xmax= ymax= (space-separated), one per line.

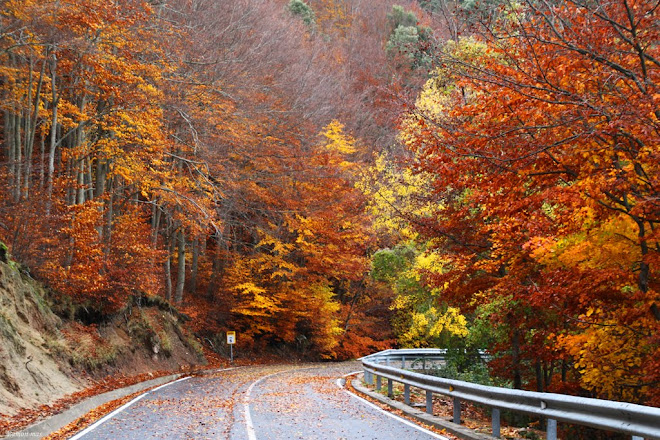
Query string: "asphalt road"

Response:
xmin=68 ymin=362 xmax=449 ymax=440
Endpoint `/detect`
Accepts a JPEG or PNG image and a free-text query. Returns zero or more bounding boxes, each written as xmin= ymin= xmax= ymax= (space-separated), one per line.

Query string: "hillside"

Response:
xmin=0 ymin=251 xmax=80 ymax=417
xmin=0 ymin=246 xmax=205 ymax=430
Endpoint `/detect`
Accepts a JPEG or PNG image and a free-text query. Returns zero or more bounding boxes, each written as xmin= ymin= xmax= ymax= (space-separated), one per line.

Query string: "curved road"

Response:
xmin=68 ymin=362 xmax=448 ymax=440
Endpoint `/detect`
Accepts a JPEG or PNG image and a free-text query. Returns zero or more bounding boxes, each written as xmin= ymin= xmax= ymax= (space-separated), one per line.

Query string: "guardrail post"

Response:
xmin=387 ymin=378 xmax=393 ymax=398
xmin=426 ymin=390 xmax=433 ymax=414
xmin=404 ymin=384 xmax=410 ymax=405
xmin=364 ymin=370 xmax=372 ymax=385
xmin=453 ymin=397 xmax=461 ymax=424
xmin=491 ymin=408 xmax=500 ymax=438
xmin=402 ymin=355 xmax=406 ymax=369
xmin=376 ymin=375 xmax=382 ymax=391
xmin=547 ymin=418 xmax=557 ymax=440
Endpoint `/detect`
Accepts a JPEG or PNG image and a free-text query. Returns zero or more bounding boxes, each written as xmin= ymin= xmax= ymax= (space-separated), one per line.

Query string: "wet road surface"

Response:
xmin=69 ymin=362 xmax=448 ymax=440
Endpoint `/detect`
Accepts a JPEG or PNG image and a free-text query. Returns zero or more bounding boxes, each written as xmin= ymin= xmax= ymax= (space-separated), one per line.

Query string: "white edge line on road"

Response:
xmin=68 ymin=376 xmax=191 ymax=440
xmin=244 ymin=371 xmax=282 ymax=440
xmin=244 ymin=366 xmax=322 ymax=440
xmin=337 ymin=372 xmax=450 ymax=440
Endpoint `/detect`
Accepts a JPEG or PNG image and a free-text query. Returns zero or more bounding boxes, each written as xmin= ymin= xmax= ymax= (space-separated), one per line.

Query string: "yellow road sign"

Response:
xmin=227 ymin=331 xmax=236 ymax=345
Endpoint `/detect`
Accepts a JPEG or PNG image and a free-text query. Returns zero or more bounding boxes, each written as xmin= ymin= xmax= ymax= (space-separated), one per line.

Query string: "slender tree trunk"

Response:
xmin=151 ymin=200 xmax=161 ymax=247
xmin=95 ymin=159 xmax=107 ymax=199
xmin=189 ymin=236 xmax=199 ymax=293
xmin=104 ymin=179 xmax=113 ymax=254
xmin=206 ymin=232 xmax=223 ymax=299
xmin=85 ymin=157 xmax=94 ymax=201
xmin=343 ymin=289 xmax=362 ymax=333
xmin=544 ymin=361 xmax=553 ymax=391
xmin=633 ymin=218 xmax=659 ymax=320
xmin=174 ymin=228 xmax=186 ymax=303
xmin=6 ymin=110 xmax=15 ymax=186
xmin=22 ymin=55 xmax=45 ymax=200
xmin=3 ymin=109 xmax=11 ymax=167
xmin=165 ymin=239 xmax=173 ymax=302
xmin=164 ymin=218 xmax=174 ymax=302
xmin=95 ymin=159 xmax=107 ymax=238
xmin=65 ymin=158 xmax=74 ymax=205
xmin=46 ymin=52 xmax=58 ymax=214
xmin=535 ymin=360 xmax=543 ymax=392
xmin=76 ymin=159 xmax=86 ymax=205
xmin=39 ymin=133 xmax=45 ymax=189
xmin=22 ymin=58 xmax=33 ymax=201
xmin=13 ymin=109 xmax=22 ymax=203
xmin=74 ymin=93 xmax=88 ymax=205
xmin=6 ymin=53 xmax=21 ymax=203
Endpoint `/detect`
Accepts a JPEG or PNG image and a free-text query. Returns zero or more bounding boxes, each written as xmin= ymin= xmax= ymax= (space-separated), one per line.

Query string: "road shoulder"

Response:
xmin=350 ymin=376 xmax=492 ymax=440
xmin=10 ymin=373 xmax=183 ymax=438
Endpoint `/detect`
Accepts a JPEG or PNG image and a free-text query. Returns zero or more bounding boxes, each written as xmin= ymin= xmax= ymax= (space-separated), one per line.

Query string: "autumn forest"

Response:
xmin=0 ymin=0 xmax=658 ymax=406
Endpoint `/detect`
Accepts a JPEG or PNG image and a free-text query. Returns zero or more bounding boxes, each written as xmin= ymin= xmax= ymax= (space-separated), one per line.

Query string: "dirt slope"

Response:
xmin=0 ymin=251 xmax=207 ymax=424
xmin=0 ymin=260 xmax=82 ymax=417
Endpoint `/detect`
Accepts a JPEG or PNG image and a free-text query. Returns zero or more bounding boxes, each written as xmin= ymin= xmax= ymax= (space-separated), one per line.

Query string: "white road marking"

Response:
xmin=217 ymin=366 xmax=241 ymax=373
xmin=244 ymin=373 xmax=277 ymax=440
xmin=68 ymin=376 xmax=190 ymax=440
xmin=336 ymin=372 xmax=450 ymax=440
xmin=244 ymin=366 xmax=322 ymax=440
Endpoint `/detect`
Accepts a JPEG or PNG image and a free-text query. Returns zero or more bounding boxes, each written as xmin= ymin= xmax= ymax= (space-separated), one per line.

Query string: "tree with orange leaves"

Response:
xmin=398 ymin=0 xmax=659 ymax=402
xmin=0 ymin=0 xmax=171 ymax=308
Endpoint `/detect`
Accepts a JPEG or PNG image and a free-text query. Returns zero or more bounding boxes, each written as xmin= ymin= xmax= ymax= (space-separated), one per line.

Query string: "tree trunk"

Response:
xmin=151 ymin=200 xmax=161 ymax=247
xmin=6 ymin=110 xmax=15 ymax=187
xmin=174 ymin=228 xmax=186 ymax=304
xmin=544 ymin=361 xmax=553 ymax=392
xmin=535 ymin=360 xmax=543 ymax=392
xmin=13 ymin=109 xmax=22 ymax=203
xmin=104 ymin=180 xmax=113 ymax=253
xmin=95 ymin=159 xmax=107 ymax=199
xmin=23 ymin=54 xmax=45 ymax=200
xmin=39 ymin=133 xmax=45 ymax=189
xmin=189 ymin=236 xmax=199 ymax=293
xmin=343 ymin=289 xmax=362 ymax=333
xmin=634 ymin=219 xmax=658 ymax=320
xmin=85 ymin=157 xmax=94 ymax=201
xmin=164 ymin=232 xmax=174 ymax=302
xmin=73 ymin=92 xmax=88 ymax=205
xmin=206 ymin=232 xmax=223 ymax=299
xmin=65 ymin=158 xmax=74 ymax=205
xmin=76 ymin=159 xmax=86 ymax=205
xmin=46 ymin=51 xmax=58 ymax=214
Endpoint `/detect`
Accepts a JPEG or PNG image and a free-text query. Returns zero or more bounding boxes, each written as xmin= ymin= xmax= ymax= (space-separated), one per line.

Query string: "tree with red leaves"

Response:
xmin=399 ymin=0 xmax=659 ymax=402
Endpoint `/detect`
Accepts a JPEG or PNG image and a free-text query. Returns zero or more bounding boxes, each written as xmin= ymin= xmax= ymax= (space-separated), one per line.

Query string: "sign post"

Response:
xmin=227 ymin=331 xmax=236 ymax=363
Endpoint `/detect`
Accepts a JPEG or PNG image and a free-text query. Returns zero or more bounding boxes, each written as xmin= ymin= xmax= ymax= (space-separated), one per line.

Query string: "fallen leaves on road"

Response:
xmin=0 ymin=369 xmax=186 ymax=435
xmin=42 ymin=388 xmax=155 ymax=440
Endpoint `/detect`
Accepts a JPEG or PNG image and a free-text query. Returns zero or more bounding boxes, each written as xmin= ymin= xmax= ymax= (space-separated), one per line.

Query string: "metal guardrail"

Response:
xmin=361 ymin=349 xmax=660 ymax=440
xmin=360 ymin=348 xmax=488 ymax=368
